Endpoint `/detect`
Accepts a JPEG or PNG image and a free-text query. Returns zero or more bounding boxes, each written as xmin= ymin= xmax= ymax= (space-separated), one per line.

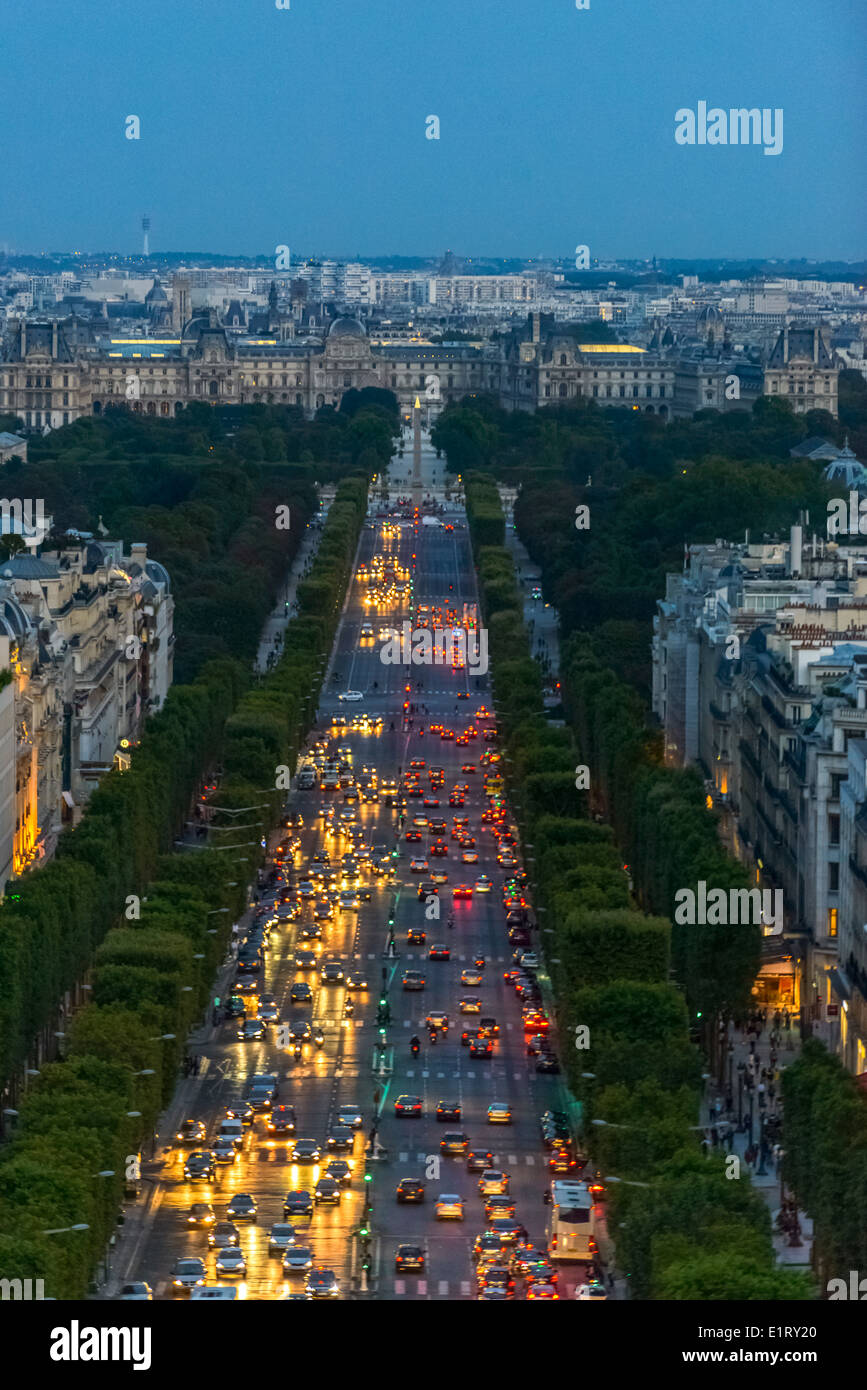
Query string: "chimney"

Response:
xmin=789 ymin=525 xmax=803 ymax=577
xmin=129 ymin=542 xmax=147 ymax=571
xmin=51 ymin=321 xmax=58 ymax=358
xmin=531 ymin=312 xmax=541 ymax=344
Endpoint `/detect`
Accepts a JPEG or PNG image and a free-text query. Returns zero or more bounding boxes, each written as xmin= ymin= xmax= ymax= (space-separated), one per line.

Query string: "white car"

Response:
xmin=337 ymin=691 xmax=364 ymax=703
xmin=435 ymin=1194 xmax=465 ymax=1220
xmin=214 ymin=1248 xmax=247 ymax=1278
xmin=575 ymin=1281 xmax=608 ymax=1300
xmin=118 ymin=1282 xmax=153 ymax=1301
xmin=475 ymin=876 xmax=493 ymax=893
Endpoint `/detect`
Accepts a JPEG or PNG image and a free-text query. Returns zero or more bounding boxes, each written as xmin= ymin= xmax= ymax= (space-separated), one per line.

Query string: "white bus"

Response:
xmin=546 ymin=1180 xmax=596 ymax=1262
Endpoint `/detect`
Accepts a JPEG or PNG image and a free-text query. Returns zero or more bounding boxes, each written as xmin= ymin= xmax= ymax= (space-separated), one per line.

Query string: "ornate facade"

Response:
xmin=0 ymin=303 xmax=838 ymax=429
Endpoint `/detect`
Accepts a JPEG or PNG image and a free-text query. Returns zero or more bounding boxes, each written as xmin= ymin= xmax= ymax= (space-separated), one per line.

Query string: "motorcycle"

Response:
xmin=474 ymin=955 xmax=485 ymax=969
xmin=313 ymin=1029 xmax=325 ymax=1049
xmin=410 ymin=1037 xmax=420 ymax=1055
xmin=429 ymin=1029 xmax=438 ymax=1045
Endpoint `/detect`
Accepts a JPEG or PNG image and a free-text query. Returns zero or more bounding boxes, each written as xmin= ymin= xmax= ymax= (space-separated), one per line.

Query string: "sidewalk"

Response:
xmin=700 ymin=1014 xmax=814 ymax=1271
xmin=255 ymin=490 xmax=334 ymax=674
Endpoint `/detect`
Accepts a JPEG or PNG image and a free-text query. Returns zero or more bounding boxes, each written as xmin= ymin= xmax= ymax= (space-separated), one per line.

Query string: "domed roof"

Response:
xmin=145 ymin=277 xmax=168 ymax=303
xmin=328 ymin=316 xmax=367 ymax=339
xmin=0 ymin=555 xmax=58 ymax=580
xmin=697 ymin=304 xmax=724 ymax=325
xmin=146 ymin=559 xmax=171 ymax=593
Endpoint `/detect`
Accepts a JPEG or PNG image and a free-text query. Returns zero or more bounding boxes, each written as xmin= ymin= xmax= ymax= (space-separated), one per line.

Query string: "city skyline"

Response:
xmin=1 ymin=0 xmax=864 ymax=260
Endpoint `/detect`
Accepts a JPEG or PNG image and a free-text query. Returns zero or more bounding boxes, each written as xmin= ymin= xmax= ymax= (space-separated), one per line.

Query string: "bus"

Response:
xmin=546 ymin=1180 xmax=596 ymax=1262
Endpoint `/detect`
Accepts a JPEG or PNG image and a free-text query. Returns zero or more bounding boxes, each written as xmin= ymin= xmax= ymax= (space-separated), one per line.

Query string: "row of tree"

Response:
xmin=0 ymin=472 xmax=370 ymax=1297
xmin=467 ymin=483 xmax=809 ymax=1299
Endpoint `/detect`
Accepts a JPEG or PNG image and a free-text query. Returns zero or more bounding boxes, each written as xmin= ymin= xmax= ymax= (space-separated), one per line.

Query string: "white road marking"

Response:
xmin=460 ymin=1280 xmax=471 ymax=1296
xmin=395 ymin=1278 xmax=406 ymax=1295
xmin=438 ymin=1280 xmax=449 ymax=1295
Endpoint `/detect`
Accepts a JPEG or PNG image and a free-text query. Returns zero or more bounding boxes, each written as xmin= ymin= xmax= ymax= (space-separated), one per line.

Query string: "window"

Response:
xmin=830 ymin=773 xmax=845 ymax=800
xmin=827 ymin=907 xmax=838 ymax=937
xmin=828 ymin=813 xmax=840 ymax=846
xmin=828 ymin=861 xmax=840 ymax=892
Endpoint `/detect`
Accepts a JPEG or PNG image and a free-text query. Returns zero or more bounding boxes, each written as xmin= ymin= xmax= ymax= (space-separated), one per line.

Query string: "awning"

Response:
xmin=62 ymin=791 xmax=76 ymax=809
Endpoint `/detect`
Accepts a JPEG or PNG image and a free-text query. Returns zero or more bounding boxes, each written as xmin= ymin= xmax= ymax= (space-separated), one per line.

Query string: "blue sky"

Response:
xmin=1 ymin=0 xmax=864 ymax=259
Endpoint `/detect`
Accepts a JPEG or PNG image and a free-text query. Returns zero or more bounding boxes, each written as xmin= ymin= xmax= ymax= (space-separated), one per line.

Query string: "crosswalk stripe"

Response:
xmin=406 ymin=1069 xmax=414 ymax=1077
xmin=417 ymin=1279 xmax=428 ymax=1295
xmin=399 ymin=1152 xmax=408 ymax=1162
xmin=395 ymin=1279 xmax=406 ymax=1295
xmin=525 ymin=1155 xmax=535 ymax=1165
xmin=438 ymin=1280 xmax=448 ymax=1295
xmin=508 ymin=1154 xmax=518 ymax=1165
xmin=460 ymin=1280 xmax=471 ymax=1296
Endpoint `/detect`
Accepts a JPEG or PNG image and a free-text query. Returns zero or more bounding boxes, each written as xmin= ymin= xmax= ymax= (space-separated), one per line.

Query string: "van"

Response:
xmin=190 ymin=1285 xmax=238 ymax=1301
xmin=217 ymin=1120 xmax=244 ymax=1150
xmin=297 ymin=767 xmax=316 ymax=790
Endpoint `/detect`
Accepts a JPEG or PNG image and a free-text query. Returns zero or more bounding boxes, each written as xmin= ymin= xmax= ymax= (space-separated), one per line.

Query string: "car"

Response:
xmin=484 ymin=1194 xmax=518 ymax=1219
xmin=527 ymin=1282 xmax=559 ymax=1300
xmin=469 ymin=1037 xmax=493 ymax=1058
xmin=459 ymin=996 xmax=482 ymax=1014
xmin=409 ymin=858 xmax=429 ymax=873
xmin=486 ymin=1218 xmax=527 ymax=1246
xmin=306 ymin=1268 xmax=340 ymax=1298
xmin=434 ymin=1194 xmax=465 ymax=1220
xmin=267 ymin=1105 xmax=298 ymax=1136
xmin=428 ymin=944 xmax=450 ymax=961
xmin=404 ymin=829 xmax=422 ymax=843
xmin=337 ymin=691 xmax=363 ymax=703
xmin=338 ymin=891 xmax=360 ymax=912
xmin=175 ymin=1119 xmax=207 ymax=1147
xmin=267 ymin=1223 xmax=297 ymax=1256
xmin=184 ymin=1151 xmax=216 ymax=1183
xmin=429 ymin=840 xmax=448 ymax=857
xmin=436 ymin=1100 xmax=461 ymax=1122
xmin=452 ymin=883 xmax=473 ymax=899
xmin=214 ymin=1247 xmax=247 ymax=1278
xmin=478 ymin=1170 xmax=510 ymax=1196
xmin=223 ymin=1194 xmax=257 ymax=1225
xmin=294 ymin=949 xmax=317 ymax=971
xmin=237 ymin=1017 xmax=265 ymax=1042
xmin=247 ymin=1087 xmax=274 ymax=1113
xmin=258 ymin=999 xmax=279 ymax=1024
xmin=426 ymin=1010 xmax=449 ymax=1031
xmin=292 ymin=1138 xmax=322 ymax=1164
xmin=575 ymin=1280 xmax=608 ymax=1301
xmin=326 ymin=1125 xmax=355 ymax=1153
xmin=396 ymin=1177 xmax=426 ymax=1203
xmin=285 ymin=1021 xmax=312 ymax=1046
xmin=395 ymin=1243 xmax=426 ymax=1270
xmin=290 ymin=981 xmax=313 ymax=1004
xmin=212 ymin=1138 xmax=238 ymax=1165
xmin=402 ymin=970 xmax=425 ymax=991
xmin=439 ymin=1131 xmax=469 ymax=1157
xmin=536 ymin=1053 xmax=561 ymax=1074
xmin=429 ymin=868 xmax=449 ymax=885
xmin=283 ymin=1190 xmax=314 ymax=1217
xmin=461 ymin=968 xmax=483 ymax=987
xmin=313 ymin=899 xmax=334 ymax=921
xmin=186 ymin=1202 xmax=216 ymax=1229
xmin=477 ymin=1266 xmax=515 ymax=1297
xmin=473 ymin=1234 xmax=505 ymax=1261
xmin=462 ymin=850 xmax=479 ymax=864
xmin=406 ymin=927 xmax=426 ymax=945
xmin=320 ymin=960 xmax=345 ymax=985
xmin=517 ymin=951 xmax=540 ymax=970
xmin=487 ymin=1102 xmax=513 ymax=1125
xmin=394 ymin=1095 xmax=423 ymax=1117
xmin=478 ymin=1017 xmax=500 ymax=1038
xmin=526 ymin=1259 xmax=559 ymax=1287
xmin=119 ymin=1282 xmax=153 ymax=1301
xmin=170 ymin=1258 xmax=207 ymax=1295
xmin=323 ymin=1153 xmax=352 ymax=1186
xmin=314 ymin=1177 xmax=342 ymax=1204
xmin=282 ymin=1245 xmax=314 ymax=1274
xmin=336 ymin=1104 xmax=363 ymax=1129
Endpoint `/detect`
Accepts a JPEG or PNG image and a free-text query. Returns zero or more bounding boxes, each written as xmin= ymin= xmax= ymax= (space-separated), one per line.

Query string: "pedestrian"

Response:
xmin=784 ymin=1008 xmax=791 ymax=1031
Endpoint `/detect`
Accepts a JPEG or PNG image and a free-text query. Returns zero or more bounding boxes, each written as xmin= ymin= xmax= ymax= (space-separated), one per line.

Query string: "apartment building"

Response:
xmin=653 ymin=528 xmax=867 ymax=1058
xmin=0 ymin=538 xmax=174 ymax=884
